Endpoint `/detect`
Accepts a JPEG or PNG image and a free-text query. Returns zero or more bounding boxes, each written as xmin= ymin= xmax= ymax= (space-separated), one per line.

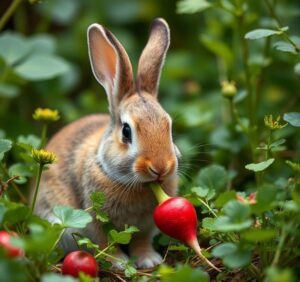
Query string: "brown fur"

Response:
xmin=34 ymin=18 xmax=179 ymax=269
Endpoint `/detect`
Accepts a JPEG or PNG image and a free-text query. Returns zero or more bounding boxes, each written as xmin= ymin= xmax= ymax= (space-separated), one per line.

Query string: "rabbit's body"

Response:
xmin=34 ymin=18 xmax=179 ymax=269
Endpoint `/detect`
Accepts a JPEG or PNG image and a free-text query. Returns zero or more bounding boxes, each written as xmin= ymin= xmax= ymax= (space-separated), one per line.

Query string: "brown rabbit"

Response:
xmin=34 ymin=18 xmax=180 ymax=269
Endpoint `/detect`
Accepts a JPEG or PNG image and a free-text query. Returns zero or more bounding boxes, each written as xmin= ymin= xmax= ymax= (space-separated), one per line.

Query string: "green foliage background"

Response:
xmin=0 ymin=0 xmax=300 ymax=281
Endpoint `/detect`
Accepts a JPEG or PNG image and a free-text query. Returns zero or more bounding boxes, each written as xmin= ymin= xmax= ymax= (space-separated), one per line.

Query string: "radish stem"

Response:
xmin=150 ymin=183 xmax=170 ymax=203
xmin=188 ymin=239 xmax=221 ymax=273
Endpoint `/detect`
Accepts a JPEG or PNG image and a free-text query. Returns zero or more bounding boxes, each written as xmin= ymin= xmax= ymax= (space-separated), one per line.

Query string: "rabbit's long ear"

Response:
xmin=88 ymin=24 xmax=134 ymax=115
xmin=136 ymin=18 xmax=170 ymax=97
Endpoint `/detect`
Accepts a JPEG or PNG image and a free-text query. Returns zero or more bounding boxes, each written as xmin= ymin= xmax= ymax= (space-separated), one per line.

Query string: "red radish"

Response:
xmin=0 ymin=231 xmax=24 ymax=257
xmin=62 ymin=251 xmax=98 ymax=278
xmin=150 ymin=183 xmax=221 ymax=272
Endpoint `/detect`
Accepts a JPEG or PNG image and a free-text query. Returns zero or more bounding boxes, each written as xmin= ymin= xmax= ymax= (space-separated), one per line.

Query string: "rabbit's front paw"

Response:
xmin=108 ymin=251 xmax=129 ymax=270
xmin=134 ymin=250 xmax=163 ymax=269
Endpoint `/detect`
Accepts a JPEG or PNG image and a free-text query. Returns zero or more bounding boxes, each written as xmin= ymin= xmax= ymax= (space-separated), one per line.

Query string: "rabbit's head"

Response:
xmin=87 ymin=18 xmax=180 ymax=187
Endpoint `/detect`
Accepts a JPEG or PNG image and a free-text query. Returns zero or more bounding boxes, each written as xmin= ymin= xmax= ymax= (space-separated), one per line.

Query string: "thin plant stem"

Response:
xmin=0 ymin=162 xmax=27 ymax=203
xmin=197 ymin=197 xmax=218 ymax=218
xmin=271 ymin=226 xmax=287 ymax=267
xmin=94 ymin=243 xmax=114 ymax=259
xmin=40 ymin=124 xmax=48 ymax=149
xmin=0 ymin=0 xmax=24 ymax=30
xmin=31 ymin=164 xmax=43 ymax=213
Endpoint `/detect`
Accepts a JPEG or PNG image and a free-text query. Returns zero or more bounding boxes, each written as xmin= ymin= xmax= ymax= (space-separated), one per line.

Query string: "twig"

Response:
xmin=0 ymin=0 xmax=24 ymax=30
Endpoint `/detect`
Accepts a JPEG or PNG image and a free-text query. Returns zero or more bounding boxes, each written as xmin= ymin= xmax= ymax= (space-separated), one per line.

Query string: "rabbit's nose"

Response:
xmin=149 ymin=167 xmax=161 ymax=177
xmin=148 ymin=165 xmax=168 ymax=179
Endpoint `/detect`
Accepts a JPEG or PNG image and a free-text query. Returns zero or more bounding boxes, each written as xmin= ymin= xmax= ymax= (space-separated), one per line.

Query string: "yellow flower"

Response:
xmin=33 ymin=108 xmax=60 ymax=122
xmin=264 ymin=115 xmax=287 ymax=130
xmin=32 ymin=149 xmax=57 ymax=165
xmin=221 ymin=80 xmax=237 ymax=98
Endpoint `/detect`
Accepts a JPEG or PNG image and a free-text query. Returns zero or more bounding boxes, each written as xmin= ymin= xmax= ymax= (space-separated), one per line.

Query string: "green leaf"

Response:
xmin=109 ymin=230 xmax=131 ymax=244
xmin=0 ymin=32 xmax=31 ymax=65
xmin=251 ymin=185 xmax=276 ymax=214
xmin=283 ymin=112 xmax=300 ymax=127
xmin=176 ymin=0 xmax=211 ymax=14
xmin=202 ymin=217 xmax=216 ymax=231
xmin=270 ymin=138 xmax=286 ymax=148
xmin=215 ymin=191 xmax=236 ymax=208
xmin=1 ymin=201 xmax=30 ymax=226
xmin=8 ymin=163 xmax=33 ymax=184
xmin=295 ymin=63 xmax=300 ymax=75
xmin=124 ymin=263 xmax=137 ymax=278
xmin=77 ymin=237 xmax=99 ymax=250
xmin=273 ymin=41 xmax=297 ymax=54
xmin=223 ymin=200 xmax=250 ymax=221
xmin=15 ymin=54 xmax=69 ymax=81
xmin=108 ymin=225 xmax=139 ymax=244
xmin=28 ymin=34 xmax=56 ymax=54
xmin=17 ymin=134 xmax=41 ymax=150
xmin=245 ymin=29 xmax=280 ymax=40
xmin=90 ymin=191 xmax=106 ymax=209
xmin=265 ymin=266 xmax=296 ymax=282
xmin=212 ymin=243 xmax=237 ymax=258
xmin=196 ymin=164 xmax=228 ymax=192
xmin=78 ymin=272 xmax=94 ymax=282
xmin=168 ymin=244 xmax=189 ymax=251
xmin=214 ymin=216 xmax=253 ymax=232
xmin=223 ymin=248 xmax=252 ymax=269
xmin=0 ymin=139 xmax=12 ymax=161
xmin=242 ymin=229 xmax=276 ymax=242
xmin=245 ymin=158 xmax=275 ymax=172
xmin=161 ymin=264 xmax=209 ymax=282
xmin=53 ymin=206 xmax=92 ymax=228
xmin=191 ymin=186 xmax=209 ymax=198
xmin=41 ymin=273 xmax=77 ymax=282
xmin=0 ymin=259 xmax=29 ymax=282
xmin=0 ymin=83 xmax=20 ymax=98
xmin=96 ymin=211 xmax=109 ymax=223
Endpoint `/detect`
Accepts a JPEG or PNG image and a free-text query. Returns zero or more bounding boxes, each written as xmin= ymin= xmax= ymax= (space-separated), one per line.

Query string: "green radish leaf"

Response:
xmin=0 ymin=260 xmax=28 ymax=282
xmin=295 ymin=63 xmax=300 ymax=75
xmin=223 ymin=248 xmax=252 ymax=268
xmin=176 ymin=0 xmax=211 ymax=14
xmin=270 ymin=138 xmax=286 ymax=148
xmin=96 ymin=211 xmax=109 ymax=223
xmin=53 ymin=205 xmax=92 ymax=228
xmin=223 ymin=200 xmax=250 ymax=221
xmin=0 ymin=32 xmax=31 ymax=65
xmin=215 ymin=191 xmax=236 ymax=208
xmin=214 ymin=216 xmax=253 ymax=232
xmin=212 ymin=243 xmax=237 ymax=258
xmin=8 ymin=163 xmax=33 ymax=184
xmin=90 ymin=191 xmax=106 ymax=209
xmin=242 ymin=229 xmax=276 ymax=242
xmin=77 ymin=237 xmax=99 ymax=250
xmin=273 ymin=41 xmax=297 ymax=54
xmin=283 ymin=112 xmax=300 ymax=127
xmin=15 ymin=54 xmax=69 ymax=81
xmin=160 ymin=264 xmax=209 ymax=282
xmin=245 ymin=29 xmax=280 ymax=40
xmin=0 ymin=139 xmax=12 ymax=161
xmin=245 ymin=158 xmax=275 ymax=172
xmin=124 ymin=263 xmax=137 ymax=278
xmin=108 ymin=225 xmax=139 ymax=244
xmin=0 ymin=83 xmax=20 ymax=98
xmin=196 ymin=164 xmax=228 ymax=192
xmin=41 ymin=273 xmax=77 ymax=282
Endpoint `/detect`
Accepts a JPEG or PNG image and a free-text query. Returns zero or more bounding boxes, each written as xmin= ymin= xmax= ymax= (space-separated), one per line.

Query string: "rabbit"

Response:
xmin=33 ymin=18 xmax=180 ymax=269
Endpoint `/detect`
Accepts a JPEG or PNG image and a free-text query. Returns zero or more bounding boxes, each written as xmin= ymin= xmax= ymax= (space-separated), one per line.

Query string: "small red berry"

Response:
xmin=62 ymin=251 xmax=98 ymax=278
xmin=0 ymin=231 xmax=24 ymax=257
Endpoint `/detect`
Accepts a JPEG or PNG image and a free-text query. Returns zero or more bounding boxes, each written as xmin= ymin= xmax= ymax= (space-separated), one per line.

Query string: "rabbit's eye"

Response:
xmin=122 ymin=123 xmax=132 ymax=143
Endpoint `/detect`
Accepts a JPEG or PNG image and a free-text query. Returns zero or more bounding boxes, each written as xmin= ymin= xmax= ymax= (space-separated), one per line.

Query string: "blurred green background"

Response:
xmin=0 ymin=0 xmax=299 ymax=190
